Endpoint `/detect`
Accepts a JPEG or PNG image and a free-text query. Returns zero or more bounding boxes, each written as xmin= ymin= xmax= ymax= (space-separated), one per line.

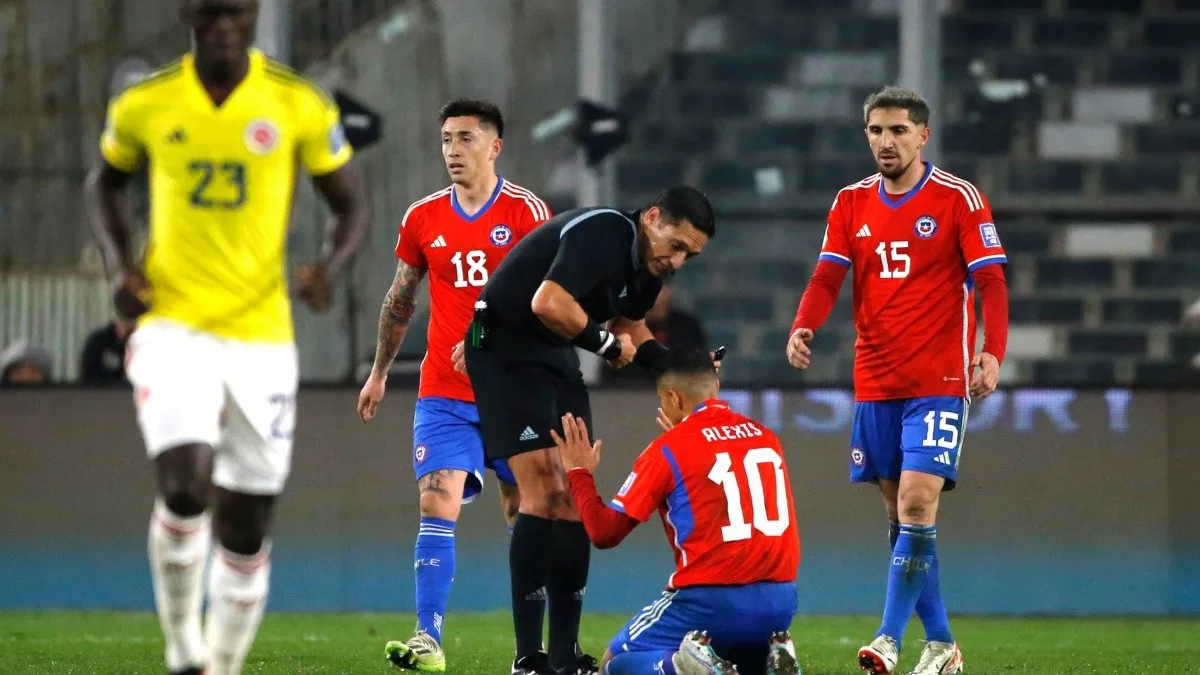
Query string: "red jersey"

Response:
xmin=395 ymin=178 xmax=551 ymax=401
xmin=816 ymin=163 xmax=1008 ymax=401
xmin=610 ymin=400 xmax=800 ymax=589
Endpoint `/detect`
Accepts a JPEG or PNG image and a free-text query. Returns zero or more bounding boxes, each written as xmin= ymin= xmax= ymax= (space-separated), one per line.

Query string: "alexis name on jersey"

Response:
xmin=700 ymin=421 xmax=765 ymax=443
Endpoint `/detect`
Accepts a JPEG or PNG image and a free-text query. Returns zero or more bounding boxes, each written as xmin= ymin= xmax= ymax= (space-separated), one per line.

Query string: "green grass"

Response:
xmin=2 ymin=612 xmax=1198 ymax=674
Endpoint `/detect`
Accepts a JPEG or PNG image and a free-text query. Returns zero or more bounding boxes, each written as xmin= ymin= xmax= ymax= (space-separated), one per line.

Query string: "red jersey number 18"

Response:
xmin=452 ymin=250 xmax=488 ymax=288
xmin=707 ymin=447 xmax=790 ymax=543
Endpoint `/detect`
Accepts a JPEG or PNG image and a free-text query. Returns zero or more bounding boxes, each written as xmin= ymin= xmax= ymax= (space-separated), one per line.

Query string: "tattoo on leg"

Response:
xmin=419 ymin=470 xmax=454 ymax=496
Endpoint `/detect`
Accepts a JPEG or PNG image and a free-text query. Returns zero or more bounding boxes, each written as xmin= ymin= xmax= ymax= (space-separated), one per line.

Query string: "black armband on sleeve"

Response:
xmin=572 ymin=320 xmax=623 ymax=360
xmin=633 ymin=339 xmax=671 ymax=373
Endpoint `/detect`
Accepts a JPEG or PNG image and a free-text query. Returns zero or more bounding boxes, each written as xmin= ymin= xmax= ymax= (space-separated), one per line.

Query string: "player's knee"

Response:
xmin=160 ymin=483 xmax=210 ymax=517
xmin=902 ymin=480 xmax=936 ymax=516
xmin=213 ymin=499 xmax=273 ymax=555
xmin=897 ymin=489 xmax=936 ymax=524
xmin=214 ymin=519 xmax=267 ymax=555
xmin=418 ymin=487 xmax=461 ymax=521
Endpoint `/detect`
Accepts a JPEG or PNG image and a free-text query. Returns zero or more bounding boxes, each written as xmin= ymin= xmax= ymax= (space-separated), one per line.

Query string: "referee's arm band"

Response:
xmin=633 ymin=339 xmax=670 ymax=373
xmin=572 ymin=321 xmax=623 ymax=359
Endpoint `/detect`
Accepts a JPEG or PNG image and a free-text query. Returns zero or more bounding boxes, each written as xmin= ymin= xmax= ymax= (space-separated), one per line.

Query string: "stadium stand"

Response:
xmin=615 ymin=0 xmax=1200 ymax=387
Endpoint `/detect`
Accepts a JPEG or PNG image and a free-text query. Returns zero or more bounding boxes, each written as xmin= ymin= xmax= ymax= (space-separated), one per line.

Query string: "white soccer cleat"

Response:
xmin=673 ymin=630 xmax=739 ymax=674
xmin=906 ymin=641 xmax=962 ymax=675
xmin=857 ymin=634 xmax=899 ymax=674
xmin=765 ymin=631 xmax=801 ymax=675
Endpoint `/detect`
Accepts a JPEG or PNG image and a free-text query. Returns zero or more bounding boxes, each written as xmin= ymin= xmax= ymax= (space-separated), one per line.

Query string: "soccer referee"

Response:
xmin=464 ymin=185 xmax=715 ymax=674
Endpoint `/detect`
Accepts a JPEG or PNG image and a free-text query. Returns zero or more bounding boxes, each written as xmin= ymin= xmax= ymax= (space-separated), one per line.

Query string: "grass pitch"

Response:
xmin=2 ymin=611 xmax=1197 ymax=674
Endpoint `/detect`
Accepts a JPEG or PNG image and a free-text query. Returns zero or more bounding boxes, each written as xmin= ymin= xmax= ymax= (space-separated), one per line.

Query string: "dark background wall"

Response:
xmin=2 ymin=387 xmax=1197 ymax=615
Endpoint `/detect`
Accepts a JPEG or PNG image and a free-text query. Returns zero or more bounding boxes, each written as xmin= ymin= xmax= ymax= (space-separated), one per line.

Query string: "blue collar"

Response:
xmin=451 ymin=176 xmax=504 ymax=222
xmin=877 ymin=161 xmax=933 ymax=209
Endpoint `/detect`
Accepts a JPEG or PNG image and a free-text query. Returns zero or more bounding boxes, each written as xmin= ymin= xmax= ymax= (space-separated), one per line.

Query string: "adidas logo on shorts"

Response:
xmin=934 ymin=451 xmax=953 ymax=465
xmin=519 ymin=426 xmax=539 ymax=442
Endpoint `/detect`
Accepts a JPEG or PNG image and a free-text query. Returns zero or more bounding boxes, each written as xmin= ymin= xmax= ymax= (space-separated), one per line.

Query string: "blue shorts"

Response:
xmin=412 ymin=396 xmax=516 ymax=503
xmin=849 ymin=396 xmax=968 ymax=490
xmin=609 ymin=582 xmax=797 ymax=674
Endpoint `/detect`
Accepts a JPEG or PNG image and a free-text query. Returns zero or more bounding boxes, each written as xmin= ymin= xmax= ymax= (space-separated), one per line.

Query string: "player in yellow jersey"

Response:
xmin=84 ymin=2 xmax=368 ymax=674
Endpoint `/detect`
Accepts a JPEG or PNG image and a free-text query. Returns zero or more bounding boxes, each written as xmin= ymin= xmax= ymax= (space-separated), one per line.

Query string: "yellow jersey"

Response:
xmin=99 ymin=48 xmax=352 ymax=343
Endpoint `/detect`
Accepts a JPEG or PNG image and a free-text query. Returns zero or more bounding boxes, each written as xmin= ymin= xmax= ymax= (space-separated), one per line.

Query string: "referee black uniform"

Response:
xmin=463 ymin=185 xmax=715 ymax=673
xmin=467 ymin=205 xmax=658 ymax=453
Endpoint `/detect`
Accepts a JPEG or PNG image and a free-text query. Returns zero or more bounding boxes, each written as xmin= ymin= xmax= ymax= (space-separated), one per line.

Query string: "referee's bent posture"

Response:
xmin=464 ymin=185 xmax=716 ymax=675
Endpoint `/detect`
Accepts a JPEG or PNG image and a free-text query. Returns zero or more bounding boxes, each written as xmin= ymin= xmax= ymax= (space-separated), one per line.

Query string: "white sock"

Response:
xmin=148 ymin=499 xmax=211 ymax=672
xmin=204 ymin=542 xmax=271 ymax=675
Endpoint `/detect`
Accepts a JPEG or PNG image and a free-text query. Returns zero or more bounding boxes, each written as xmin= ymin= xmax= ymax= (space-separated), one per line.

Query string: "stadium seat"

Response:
xmin=1034 ymin=18 xmax=1113 ymax=48
xmin=1007 ymin=162 xmax=1086 ymax=194
xmin=1133 ymin=259 xmax=1200 ymax=289
xmin=1036 ymin=260 xmax=1114 ymax=289
xmin=1107 ymin=55 xmax=1182 ymax=86
xmin=637 ymin=121 xmax=718 ymax=155
xmin=1010 ymin=298 xmax=1085 ymax=324
xmin=1068 ymin=330 xmax=1148 ymax=357
xmin=1100 ymin=161 xmax=1182 ymax=193
xmin=942 ymin=18 xmax=1016 ymax=50
xmin=1101 ymin=298 xmax=1182 ymax=324
xmin=1031 ymin=359 xmax=1117 ymax=387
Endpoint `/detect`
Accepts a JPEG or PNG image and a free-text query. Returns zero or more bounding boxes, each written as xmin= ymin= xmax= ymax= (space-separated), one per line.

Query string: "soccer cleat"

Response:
xmin=906 ymin=641 xmax=963 ymax=675
xmin=170 ymin=669 xmax=204 ymax=675
xmin=858 ymin=635 xmax=899 ymax=674
xmin=384 ymin=631 xmax=446 ymax=672
xmin=512 ymin=651 xmax=557 ymax=675
xmin=554 ymin=652 xmax=600 ymax=675
xmin=766 ymin=631 xmax=801 ymax=675
xmin=673 ymin=630 xmax=739 ymax=675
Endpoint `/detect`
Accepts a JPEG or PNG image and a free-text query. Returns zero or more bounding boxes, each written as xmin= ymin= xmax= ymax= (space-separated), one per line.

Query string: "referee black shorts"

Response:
xmin=464 ymin=327 xmax=593 ymax=464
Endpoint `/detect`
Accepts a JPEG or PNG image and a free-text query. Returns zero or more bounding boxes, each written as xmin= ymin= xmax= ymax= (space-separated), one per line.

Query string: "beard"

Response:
xmin=877 ymin=155 xmax=913 ymax=180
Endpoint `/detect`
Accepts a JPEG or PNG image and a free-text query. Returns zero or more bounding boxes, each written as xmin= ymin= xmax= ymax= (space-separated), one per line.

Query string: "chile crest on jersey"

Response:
xmin=914 ymin=215 xmax=938 ymax=239
xmin=489 ymin=223 xmax=513 ymax=247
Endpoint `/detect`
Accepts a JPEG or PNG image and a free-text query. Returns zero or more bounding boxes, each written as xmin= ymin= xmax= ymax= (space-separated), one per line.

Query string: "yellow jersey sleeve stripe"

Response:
xmin=121 ymin=60 xmax=185 ymax=93
xmin=262 ymin=64 xmax=337 ymax=109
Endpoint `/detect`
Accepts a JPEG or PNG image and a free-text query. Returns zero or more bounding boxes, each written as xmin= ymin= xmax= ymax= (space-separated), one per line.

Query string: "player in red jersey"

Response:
xmin=785 ymin=87 xmax=1009 ymax=675
xmin=556 ymin=347 xmax=802 ymax=675
xmin=356 ymin=100 xmax=552 ymax=671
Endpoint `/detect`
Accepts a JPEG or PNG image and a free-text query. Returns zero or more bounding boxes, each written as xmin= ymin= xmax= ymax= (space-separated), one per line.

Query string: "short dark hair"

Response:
xmin=656 ymin=346 xmax=718 ymax=385
xmin=862 ymin=86 xmax=930 ymax=126
xmin=439 ymin=99 xmax=505 ymax=138
xmin=650 ymin=185 xmax=716 ymax=238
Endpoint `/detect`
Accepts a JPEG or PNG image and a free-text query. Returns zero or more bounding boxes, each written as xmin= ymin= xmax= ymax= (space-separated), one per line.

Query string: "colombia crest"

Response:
xmin=243 ymin=119 xmax=280 ymax=155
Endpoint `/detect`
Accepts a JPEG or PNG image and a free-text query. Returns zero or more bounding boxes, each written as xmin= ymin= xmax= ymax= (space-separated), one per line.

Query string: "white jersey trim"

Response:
xmin=930 ymin=168 xmax=984 ymax=212
xmin=500 ymin=181 xmax=551 ymax=222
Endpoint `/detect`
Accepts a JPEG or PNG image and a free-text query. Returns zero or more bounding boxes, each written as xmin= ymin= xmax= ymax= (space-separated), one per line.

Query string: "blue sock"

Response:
xmin=414 ymin=517 xmax=456 ymax=644
xmin=915 ymin=547 xmax=953 ymax=643
xmin=891 ymin=520 xmax=953 ymax=644
xmin=878 ymin=523 xmax=936 ymax=650
xmin=604 ymin=651 xmax=677 ymax=675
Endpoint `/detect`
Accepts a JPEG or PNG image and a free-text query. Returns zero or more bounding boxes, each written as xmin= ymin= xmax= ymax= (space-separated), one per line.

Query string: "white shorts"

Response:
xmin=126 ymin=319 xmax=299 ymax=495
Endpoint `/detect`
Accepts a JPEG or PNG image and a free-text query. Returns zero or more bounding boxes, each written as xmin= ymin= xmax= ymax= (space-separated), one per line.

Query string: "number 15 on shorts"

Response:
xmin=921 ymin=407 xmax=965 ymax=469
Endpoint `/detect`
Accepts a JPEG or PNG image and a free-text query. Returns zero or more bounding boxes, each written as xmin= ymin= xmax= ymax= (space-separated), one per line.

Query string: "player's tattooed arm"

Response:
xmin=371 ymin=261 xmax=427 ymax=378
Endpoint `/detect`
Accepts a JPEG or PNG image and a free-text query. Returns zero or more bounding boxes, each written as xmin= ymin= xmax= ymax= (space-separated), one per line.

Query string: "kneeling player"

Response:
xmin=553 ymin=348 xmax=802 ymax=675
